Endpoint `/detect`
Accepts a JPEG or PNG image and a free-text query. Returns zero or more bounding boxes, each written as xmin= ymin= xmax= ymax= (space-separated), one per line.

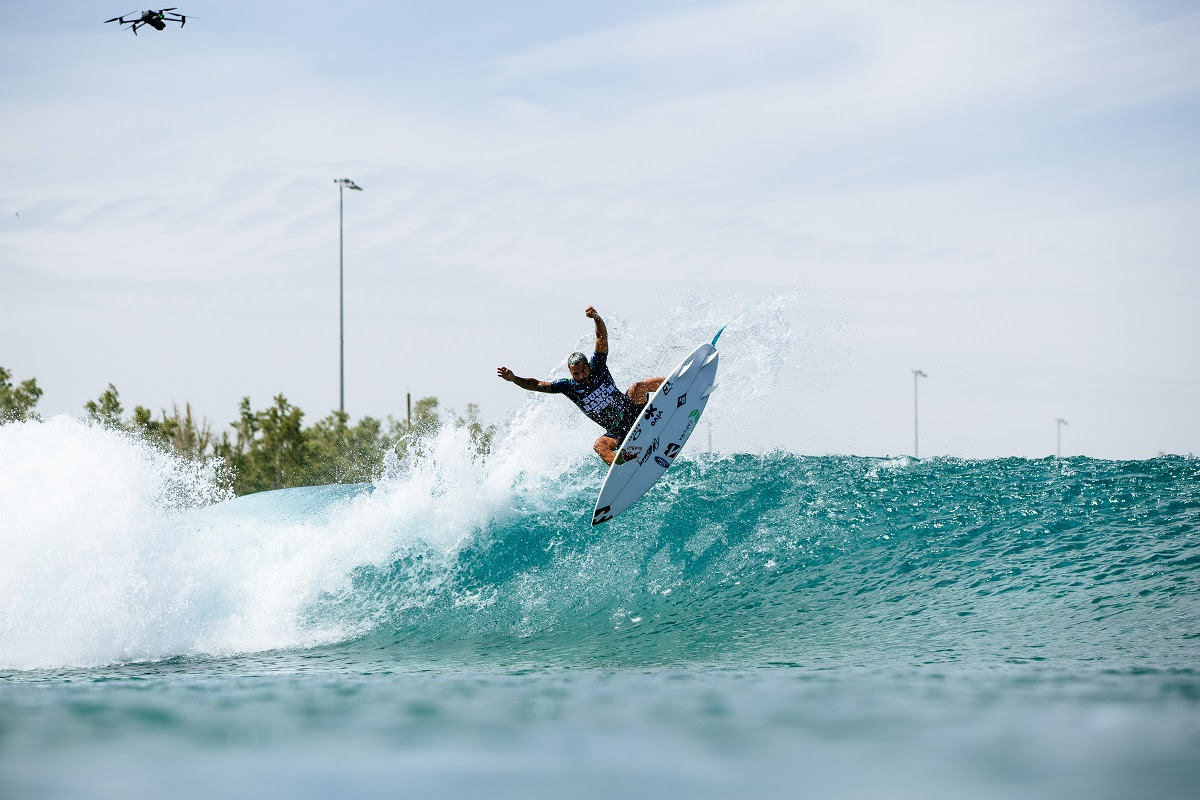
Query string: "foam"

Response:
xmin=0 ymin=405 xmax=602 ymax=669
xmin=0 ymin=295 xmax=805 ymax=670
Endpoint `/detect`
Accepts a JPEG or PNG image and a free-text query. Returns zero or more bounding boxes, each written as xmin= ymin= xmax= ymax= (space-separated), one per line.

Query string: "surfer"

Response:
xmin=497 ymin=306 xmax=664 ymax=466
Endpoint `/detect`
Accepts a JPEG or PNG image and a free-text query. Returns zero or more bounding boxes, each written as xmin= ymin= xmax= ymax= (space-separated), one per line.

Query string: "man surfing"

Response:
xmin=497 ymin=306 xmax=664 ymax=466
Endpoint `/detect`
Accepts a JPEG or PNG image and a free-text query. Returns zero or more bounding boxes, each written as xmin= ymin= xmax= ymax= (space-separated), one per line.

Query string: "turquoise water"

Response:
xmin=2 ymin=417 xmax=1198 ymax=798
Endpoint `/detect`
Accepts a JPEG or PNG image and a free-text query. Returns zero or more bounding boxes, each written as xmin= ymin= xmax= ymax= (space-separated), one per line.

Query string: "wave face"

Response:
xmin=3 ymin=415 xmax=1197 ymax=672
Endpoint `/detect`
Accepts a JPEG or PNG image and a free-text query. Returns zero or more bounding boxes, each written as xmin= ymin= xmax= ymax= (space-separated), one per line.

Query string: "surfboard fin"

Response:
xmin=702 ymin=383 xmax=718 ymax=397
xmin=701 ymin=351 xmax=718 ymax=368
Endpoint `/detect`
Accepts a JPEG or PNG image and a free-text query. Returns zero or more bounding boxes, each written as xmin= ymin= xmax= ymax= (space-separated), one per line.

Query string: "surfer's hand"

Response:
xmin=585 ymin=305 xmax=599 ymax=319
xmin=497 ymin=367 xmax=514 ymax=381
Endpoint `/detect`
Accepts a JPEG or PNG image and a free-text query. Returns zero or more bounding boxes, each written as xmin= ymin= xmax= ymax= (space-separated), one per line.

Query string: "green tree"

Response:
xmin=0 ymin=367 xmax=43 ymax=423
xmin=74 ymin=381 xmax=496 ymax=497
xmin=213 ymin=395 xmax=313 ymax=495
xmin=384 ymin=396 xmax=495 ymax=462
xmin=84 ymin=384 xmax=124 ymax=427
xmin=85 ymin=383 xmax=217 ymax=468
xmin=306 ymin=410 xmax=386 ymax=485
xmin=460 ymin=402 xmax=496 ymax=457
xmin=395 ymin=395 xmax=442 ymax=456
xmin=131 ymin=402 xmax=214 ymax=460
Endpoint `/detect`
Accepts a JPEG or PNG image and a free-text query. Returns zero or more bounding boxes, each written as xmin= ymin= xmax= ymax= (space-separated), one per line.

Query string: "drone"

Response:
xmin=104 ymin=8 xmax=189 ymax=35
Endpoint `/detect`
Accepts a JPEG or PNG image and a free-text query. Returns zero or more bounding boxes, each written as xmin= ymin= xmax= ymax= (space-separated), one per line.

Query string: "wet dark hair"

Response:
xmin=567 ymin=352 xmax=588 ymax=368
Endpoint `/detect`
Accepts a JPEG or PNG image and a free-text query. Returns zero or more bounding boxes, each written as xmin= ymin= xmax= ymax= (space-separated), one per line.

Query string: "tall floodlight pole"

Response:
xmin=1056 ymin=418 xmax=1069 ymax=458
xmin=334 ymin=178 xmax=362 ymax=414
xmin=913 ymin=369 xmax=927 ymax=458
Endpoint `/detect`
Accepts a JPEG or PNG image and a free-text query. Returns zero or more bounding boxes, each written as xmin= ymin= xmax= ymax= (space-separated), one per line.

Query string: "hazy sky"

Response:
xmin=2 ymin=0 xmax=1198 ymax=459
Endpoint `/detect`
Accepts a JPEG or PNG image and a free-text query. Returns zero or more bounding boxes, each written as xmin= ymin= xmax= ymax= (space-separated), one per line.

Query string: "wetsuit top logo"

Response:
xmin=549 ymin=351 xmax=639 ymax=435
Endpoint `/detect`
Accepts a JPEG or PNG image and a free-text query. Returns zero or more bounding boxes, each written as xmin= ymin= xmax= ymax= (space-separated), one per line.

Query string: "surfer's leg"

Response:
xmin=594 ymin=435 xmax=621 ymax=466
xmin=627 ymin=378 xmax=665 ymax=405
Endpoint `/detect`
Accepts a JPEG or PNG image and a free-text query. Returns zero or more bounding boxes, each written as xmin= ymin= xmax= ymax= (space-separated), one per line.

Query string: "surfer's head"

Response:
xmin=567 ymin=352 xmax=591 ymax=381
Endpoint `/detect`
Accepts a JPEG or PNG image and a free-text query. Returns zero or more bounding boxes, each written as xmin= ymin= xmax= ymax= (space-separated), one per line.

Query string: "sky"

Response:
xmin=1 ymin=0 xmax=1198 ymax=459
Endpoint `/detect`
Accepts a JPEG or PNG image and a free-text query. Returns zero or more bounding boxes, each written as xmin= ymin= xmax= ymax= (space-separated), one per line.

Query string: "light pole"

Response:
xmin=334 ymin=178 xmax=362 ymax=414
xmin=912 ymin=369 xmax=927 ymax=458
xmin=1056 ymin=418 xmax=1069 ymax=458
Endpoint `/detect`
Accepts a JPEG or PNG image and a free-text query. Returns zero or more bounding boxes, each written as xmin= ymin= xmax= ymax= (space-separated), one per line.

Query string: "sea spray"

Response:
xmin=0 ymin=416 xmax=228 ymax=669
xmin=0 ymin=400 xmax=616 ymax=671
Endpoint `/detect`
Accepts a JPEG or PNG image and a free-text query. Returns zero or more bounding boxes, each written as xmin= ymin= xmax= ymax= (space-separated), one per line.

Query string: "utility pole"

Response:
xmin=334 ymin=178 xmax=362 ymax=413
xmin=1056 ymin=418 xmax=1069 ymax=458
xmin=912 ymin=369 xmax=927 ymax=458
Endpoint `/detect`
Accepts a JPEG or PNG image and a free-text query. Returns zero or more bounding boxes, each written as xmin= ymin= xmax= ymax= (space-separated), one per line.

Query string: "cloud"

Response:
xmin=499 ymin=0 xmax=1200 ymax=131
xmin=2 ymin=0 xmax=1198 ymax=455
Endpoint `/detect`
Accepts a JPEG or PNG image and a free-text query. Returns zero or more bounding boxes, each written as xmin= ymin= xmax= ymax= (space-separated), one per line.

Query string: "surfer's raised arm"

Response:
xmin=585 ymin=305 xmax=608 ymax=354
xmin=496 ymin=367 xmax=555 ymax=393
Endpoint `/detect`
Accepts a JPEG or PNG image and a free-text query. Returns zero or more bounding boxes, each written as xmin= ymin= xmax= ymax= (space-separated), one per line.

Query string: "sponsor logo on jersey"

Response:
xmin=580 ymin=383 xmax=622 ymax=414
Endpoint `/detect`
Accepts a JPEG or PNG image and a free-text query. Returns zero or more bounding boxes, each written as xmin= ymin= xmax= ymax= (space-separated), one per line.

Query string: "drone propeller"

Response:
xmin=104 ymin=10 xmax=140 ymax=24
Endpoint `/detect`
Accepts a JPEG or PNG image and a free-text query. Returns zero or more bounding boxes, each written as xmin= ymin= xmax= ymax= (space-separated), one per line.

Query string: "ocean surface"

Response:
xmin=2 ymin=415 xmax=1198 ymax=799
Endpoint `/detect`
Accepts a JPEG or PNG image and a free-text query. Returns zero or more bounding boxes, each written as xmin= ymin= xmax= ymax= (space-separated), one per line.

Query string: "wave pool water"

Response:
xmin=1 ymin=415 xmax=1198 ymax=798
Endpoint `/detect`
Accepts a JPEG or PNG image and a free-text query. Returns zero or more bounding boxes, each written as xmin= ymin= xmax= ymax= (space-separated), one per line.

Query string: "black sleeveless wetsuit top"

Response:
xmin=549 ymin=351 xmax=642 ymax=440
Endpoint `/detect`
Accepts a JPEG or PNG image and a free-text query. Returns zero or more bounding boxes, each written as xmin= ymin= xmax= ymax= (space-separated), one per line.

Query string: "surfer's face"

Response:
xmin=569 ymin=362 xmax=591 ymax=381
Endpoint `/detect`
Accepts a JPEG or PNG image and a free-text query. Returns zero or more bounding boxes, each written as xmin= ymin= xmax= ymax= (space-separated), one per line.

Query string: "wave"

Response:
xmin=2 ymin=414 xmax=1197 ymax=672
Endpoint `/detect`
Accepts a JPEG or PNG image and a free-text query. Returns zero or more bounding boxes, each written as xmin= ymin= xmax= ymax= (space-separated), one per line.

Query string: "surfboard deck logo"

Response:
xmin=615 ymin=446 xmax=641 ymax=465
xmin=591 ymin=339 xmax=721 ymax=525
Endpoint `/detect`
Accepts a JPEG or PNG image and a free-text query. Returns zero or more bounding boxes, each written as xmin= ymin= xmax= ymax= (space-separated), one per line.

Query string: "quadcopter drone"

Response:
xmin=105 ymin=8 xmax=190 ymax=35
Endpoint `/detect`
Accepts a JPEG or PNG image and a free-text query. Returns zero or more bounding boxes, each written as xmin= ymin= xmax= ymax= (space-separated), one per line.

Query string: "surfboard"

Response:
xmin=591 ymin=332 xmax=722 ymax=525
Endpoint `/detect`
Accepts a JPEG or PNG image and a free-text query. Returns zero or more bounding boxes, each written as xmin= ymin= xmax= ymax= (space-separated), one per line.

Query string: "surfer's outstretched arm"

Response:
xmin=585 ymin=306 xmax=608 ymax=354
xmin=497 ymin=367 xmax=555 ymax=393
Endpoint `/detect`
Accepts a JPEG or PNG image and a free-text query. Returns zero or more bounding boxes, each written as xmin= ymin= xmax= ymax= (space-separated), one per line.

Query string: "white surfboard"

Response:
xmin=591 ymin=332 xmax=722 ymax=525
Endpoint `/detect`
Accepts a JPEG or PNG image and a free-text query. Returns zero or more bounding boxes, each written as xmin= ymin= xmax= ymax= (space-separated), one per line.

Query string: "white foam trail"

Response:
xmin=0 ymin=416 xmax=228 ymax=669
xmin=0 ymin=411 xmax=596 ymax=671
